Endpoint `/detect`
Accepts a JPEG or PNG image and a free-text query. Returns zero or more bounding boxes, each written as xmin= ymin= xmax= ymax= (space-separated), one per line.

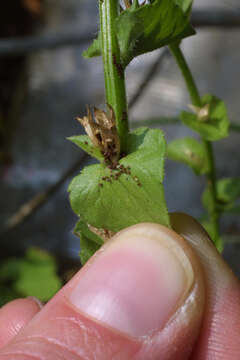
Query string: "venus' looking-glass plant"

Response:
xmin=68 ymin=0 xmax=237 ymax=264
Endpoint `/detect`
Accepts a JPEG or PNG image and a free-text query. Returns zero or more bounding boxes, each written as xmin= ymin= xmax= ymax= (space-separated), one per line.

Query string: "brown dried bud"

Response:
xmin=88 ymin=224 xmax=115 ymax=243
xmin=188 ymin=104 xmax=210 ymax=122
xmin=76 ymin=105 xmax=120 ymax=165
xmin=124 ymin=0 xmax=132 ymax=8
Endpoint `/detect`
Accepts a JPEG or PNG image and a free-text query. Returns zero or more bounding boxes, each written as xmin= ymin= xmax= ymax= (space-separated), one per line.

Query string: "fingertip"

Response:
xmin=171 ymin=212 xmax=240 ymax=359
xmin=27 ymin=296 xmax=44 ymax=310
xmin=0 ymin=297 xmax=42 ymax=348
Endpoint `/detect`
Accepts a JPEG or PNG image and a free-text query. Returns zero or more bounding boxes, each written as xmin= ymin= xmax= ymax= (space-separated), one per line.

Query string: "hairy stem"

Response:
xmin=99 ymin=0 xmax=129 ymax=152
xmin=170 ymin=43 xmax=220 ymax=248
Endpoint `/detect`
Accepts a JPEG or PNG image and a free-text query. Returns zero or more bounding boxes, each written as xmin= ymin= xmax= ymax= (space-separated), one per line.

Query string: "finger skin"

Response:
xmin=0 ymin=298 xmax=42 ymax=349
xmin=171 ymin=213 xmax=240 ymax=360
xmin=0 ymin=224 xmax=205 ymax=360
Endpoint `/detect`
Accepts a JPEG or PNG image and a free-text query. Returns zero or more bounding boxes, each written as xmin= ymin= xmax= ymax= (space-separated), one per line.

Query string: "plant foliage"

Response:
xmin=69 ymin=128 xmax=170 ymax=262
xmin=84 ymin=0 xmax=195 ymax=67
xmin=70 ymin=0 xmax=234 ymax=264
xmin=167 ymin=137 xmax=210 ymax=175
xmin=0 ymin=248 xmax=61 ymax=305
xmin=181 ymin=94 xmax=229 ymax=141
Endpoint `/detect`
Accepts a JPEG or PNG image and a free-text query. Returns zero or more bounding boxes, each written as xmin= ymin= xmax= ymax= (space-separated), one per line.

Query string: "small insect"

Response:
xmin=112 ymin=54 xmax=124 ymax=78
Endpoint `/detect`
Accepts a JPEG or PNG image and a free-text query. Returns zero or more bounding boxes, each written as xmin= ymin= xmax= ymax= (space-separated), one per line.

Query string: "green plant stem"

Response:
xmin=170 ymin=44 xmax=201 ymax=106
xmin=132 ymin=117 xmax=240 ymax=133
xmin=170 ymin=43 xmax=220 ymax=247
xmin=99 ymin=0 xmax=129 ymax=152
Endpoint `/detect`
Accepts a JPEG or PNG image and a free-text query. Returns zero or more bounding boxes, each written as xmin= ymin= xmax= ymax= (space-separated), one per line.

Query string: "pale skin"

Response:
xmin=0 ymin=213 xmax=240 ymax=359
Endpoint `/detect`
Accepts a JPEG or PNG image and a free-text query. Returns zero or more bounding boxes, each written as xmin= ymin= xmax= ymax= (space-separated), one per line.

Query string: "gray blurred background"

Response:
xmin=0 ymin=0 xmax=240 ymax=274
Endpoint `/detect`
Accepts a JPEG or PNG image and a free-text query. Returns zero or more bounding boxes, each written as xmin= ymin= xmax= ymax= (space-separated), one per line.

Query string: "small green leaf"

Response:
xmin=131 ymin=0 xmax=140 ymax=11
xmin=181 ymin=94 xmax=229 ymax=141
xmin=116 ymin=0 xmax=195 ymax=67
xmin=14 ymin=248 xmax=62 ymax=302
xmin=217 ymin=178 xmax=240 ymax=204
xmin=74 ymin=220 xmax=104 ymax=245
xmin=80 ymin=233 xmax=101 ymax=265
xmin=83 ymin=35 xmax=101 ymax=58
xmin=74 ymin=220 xmax=104 ymax=264
xmin=201 ymin=220 xmax=223 ymax=252
xmin=202 ymin=177 xmax=240 ymax=216
xmin=201 ymin=220 xmax=215 ymax=241
xmin=0 ymin=249 xmax=62 ymax=304
xmin=167 ymin=137 xmax=210 ymax=175
xmin=69 ymin=128 xmax=170 ymax=235
xmin=68 ymin=135 xmax=104 ymax=161
xmin=175 ymin=0 xmax=193 ymax=13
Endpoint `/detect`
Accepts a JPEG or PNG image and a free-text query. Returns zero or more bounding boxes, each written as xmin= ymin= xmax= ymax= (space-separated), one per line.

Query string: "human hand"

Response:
xmin=0 ymin=213 xmax=239 ymax=359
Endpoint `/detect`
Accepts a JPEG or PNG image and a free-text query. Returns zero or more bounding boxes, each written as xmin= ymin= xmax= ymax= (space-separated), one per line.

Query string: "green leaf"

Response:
xmin=83 ymin=35 xmax=101 ymax=58
xmin=79 ymin=234 xmax=101 ymax=265
xmin=201 ymin=220 xmax=223 ymax=252
xmin=74 ymin=219 xmax=104 ymax=265
xmin=82 ymin=1 xmax=194 ymax=64
xmin=181 ymin=94 xmax=229 ymax=141
xmin=202 ymin=177 xmax=240 ymax=216
xmin=217 ymin=178 xmax=240 ymax=204
xmin=175 ymin=0 xmax=193 ymax=13
xmin=69 ymin=127 xmax=170 ymax=235
xmin=68 ymin=135 xmax=104 ymax=161
xmin=74 ymin=220 xmax=104 ymax=245
xmin=116 ymin=0 xmax=195 ymax=67
xmin=201 ymin=219 xmax=215 ymax=241
xmin=0 ymin=248 xmax=62 ymax=304
xmin=131 ymin=0 xmax=140 ymax=11
xmin=167 ymin=137 xmax=210 ymax=175
xmin=14 ymin=248 xmax=62 ymax=302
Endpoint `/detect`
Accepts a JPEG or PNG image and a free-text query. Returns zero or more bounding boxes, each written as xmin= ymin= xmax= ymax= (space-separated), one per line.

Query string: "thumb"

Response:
xmin=0 ymin=223 xmax=205 ymax=360
xmin=171 ymin=212 xmax=240 ymax=359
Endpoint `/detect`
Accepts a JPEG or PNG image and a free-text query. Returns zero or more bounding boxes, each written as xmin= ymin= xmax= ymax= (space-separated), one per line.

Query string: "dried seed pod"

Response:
xmin=88 ymin=224 xmax=115 ymax=243
xmin=77 ymin=105 xmax=120 ymax=166
xmin=188 ymin=103 xmax=210 ymax=122
xmin=124 ymin=0 xmax=132 ymax=8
